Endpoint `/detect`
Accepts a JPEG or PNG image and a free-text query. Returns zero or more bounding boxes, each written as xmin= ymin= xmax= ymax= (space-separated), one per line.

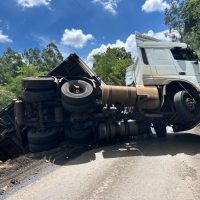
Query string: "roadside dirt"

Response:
xmin=0 ymin=143 xmax=86 ymax=195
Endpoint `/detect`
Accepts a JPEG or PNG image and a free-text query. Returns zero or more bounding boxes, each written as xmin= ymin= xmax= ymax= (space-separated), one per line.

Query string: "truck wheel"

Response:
xmin=28 ymin=140 xmax=59 ymax=153
xmin=0 ymin=151 xmax=8 ymax=162
xmin=62 ymin=100 xmax=95 ymax=113
xmin=138 ymin=122 xmax=152 ymax=136
xmin=27 ymin=128 xmax=59 ymax=145
xmin=22 ymin=89 xmax=57 ymax=103
xmin=174 ymin=90 xmax=198 ymax=122
xmin=153 ymin=122 xmax=167 ymax=138
xmin=64 ymin=126 xmax=91 ymax=143
xmin=61 ymin=80 xmax=94 ymax=105
xmin=22 ymin=76 xmax=56 ymax=90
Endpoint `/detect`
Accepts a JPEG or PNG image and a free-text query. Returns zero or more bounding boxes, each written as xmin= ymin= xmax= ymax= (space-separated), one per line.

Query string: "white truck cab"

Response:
xmin=126 ymin=33 xmax=200 ymax=90
xmin=124 ymin=33 xmax=200 ymax=133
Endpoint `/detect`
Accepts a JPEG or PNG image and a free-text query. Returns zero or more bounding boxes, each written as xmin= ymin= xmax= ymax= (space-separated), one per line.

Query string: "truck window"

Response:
xmin=141 ymin=48 xmax=149 ymax=65
xmin=171 ymin=48 xmax=197 ymax=61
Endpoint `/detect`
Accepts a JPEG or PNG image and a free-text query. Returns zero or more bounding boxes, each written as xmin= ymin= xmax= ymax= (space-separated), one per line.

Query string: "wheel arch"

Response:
xmin=163 ymin=80 xmax=200 ymax=99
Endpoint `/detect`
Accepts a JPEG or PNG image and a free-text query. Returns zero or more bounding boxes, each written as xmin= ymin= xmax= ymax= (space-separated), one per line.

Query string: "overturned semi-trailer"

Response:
xmin=1 ymin=33 xmax=200 ymax=161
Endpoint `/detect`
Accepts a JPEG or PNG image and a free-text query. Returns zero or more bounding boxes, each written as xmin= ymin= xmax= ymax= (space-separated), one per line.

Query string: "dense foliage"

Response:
xmin=165 ymin=0 xmax=200 ymax=56
xmin=0 ymin=42 xmax=63 ymax=109
xmin=93 ymin=47 xmax=133 ymax=85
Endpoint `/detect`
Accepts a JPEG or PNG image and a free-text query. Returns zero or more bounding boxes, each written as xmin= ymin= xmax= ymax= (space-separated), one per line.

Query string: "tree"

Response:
xmin=41 ymin=42 xmax=63 ymax=71
xmin=0 ymin=48 xmax=25 ymax=85
xmin=183 ymin=0 xmax=200 ymax=33
xmin=182 ymin=0 xmax=200 ymax=50
xmin=165 ymin=0 xmax=185 ymax=41
xmin=93 ymin=47 xmax=133 ymax=85
xmin=23 ymin=48 xmax=43 ymax=67
xmin=5 ymin=65 xmax=44 ymax=96
xmin=0 ymin=86 xmax=15 ymax=110
xmin=0 ymin=43 xmax=64 ymax=107
xmin=165 ymin=0 xmax=200 ymax=51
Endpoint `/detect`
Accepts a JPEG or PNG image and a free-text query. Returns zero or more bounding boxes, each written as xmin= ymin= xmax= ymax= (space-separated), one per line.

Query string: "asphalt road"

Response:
xmin=2 ymin=129 xmax=200 ymax=200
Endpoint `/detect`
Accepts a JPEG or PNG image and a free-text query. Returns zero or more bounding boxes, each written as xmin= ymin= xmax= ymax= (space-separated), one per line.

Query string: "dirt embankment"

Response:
xmin=0 ymin=155 xmax=47 ymax=195
xmin=0 ymin=143 xmax=85 ymax=195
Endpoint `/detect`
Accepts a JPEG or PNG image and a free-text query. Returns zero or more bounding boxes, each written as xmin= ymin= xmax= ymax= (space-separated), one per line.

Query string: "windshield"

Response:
xmin=171 ymin=48 xmax=197 ymax=61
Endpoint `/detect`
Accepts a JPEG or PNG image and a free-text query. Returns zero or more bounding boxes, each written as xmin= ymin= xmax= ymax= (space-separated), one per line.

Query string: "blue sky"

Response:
xmin=0 ymin=0 xmax=172 ymax=65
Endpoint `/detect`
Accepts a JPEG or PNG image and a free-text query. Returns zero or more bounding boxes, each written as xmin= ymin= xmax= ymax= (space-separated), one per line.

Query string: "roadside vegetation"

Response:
xmin=93 ymin=47 xmax=133 ymax=85
xmin=0 ymin=43 xmax=63 ymax=109
xmin=165 ymin=0 xmax=200 ymax=56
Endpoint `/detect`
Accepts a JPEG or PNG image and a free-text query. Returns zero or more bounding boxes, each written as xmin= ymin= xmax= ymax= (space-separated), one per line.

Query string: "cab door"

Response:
xmin=171 ymin=48 xmax=200 ymax=87
xmin=151 ymin=48 xmax=179 ymax=76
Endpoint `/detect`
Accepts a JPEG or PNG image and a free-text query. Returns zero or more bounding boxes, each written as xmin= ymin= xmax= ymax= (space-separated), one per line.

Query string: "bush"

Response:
xmin=0 ymin=86 xmax=15 ymax=110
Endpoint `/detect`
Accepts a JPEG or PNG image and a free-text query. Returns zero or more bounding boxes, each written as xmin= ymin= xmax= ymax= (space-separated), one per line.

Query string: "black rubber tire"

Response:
xmin=138 ymin=122 xmax=151 ymax=135
xmin=22 ymin=89 xmax=57 ymax=103
xmin=28 ymin=140 xmax=59 ymax=153
xmin=0 ymin=151 xmax=8 ymax=162
xmin=153 ymin=122 xmax=167 ymax=138
xmin=64 ymin=126 xmax=91 ymax=143
xmin=61 ymin=80 xmax=94 ymax=105
xmin=27 ymin=128 xmax=59 ymax=145
xmin=62 ymin=100 xmax=95 ymax=113
xmin=174 ymin=90 xmax=198 ymax=122
xmin=22 ymin=77 xmax=56 ymax=89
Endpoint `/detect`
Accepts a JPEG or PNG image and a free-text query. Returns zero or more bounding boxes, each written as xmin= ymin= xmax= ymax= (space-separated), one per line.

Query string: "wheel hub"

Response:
xmin=185 ymin=98 xmax=196 ymax=112
xmin=70 ymin=85 xmax=84 ymax=94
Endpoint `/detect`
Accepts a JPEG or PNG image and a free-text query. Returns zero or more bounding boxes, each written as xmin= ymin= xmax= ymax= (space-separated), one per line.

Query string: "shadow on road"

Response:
xmin=54 ymin=131 xmax=200 ymax=166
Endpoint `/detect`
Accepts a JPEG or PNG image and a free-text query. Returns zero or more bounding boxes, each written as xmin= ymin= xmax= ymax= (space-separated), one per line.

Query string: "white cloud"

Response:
xmin=0 ymin=30 xmax=12 ymax=43
xmin=86 ymin=30 xmax=170 ymax=67
xmin=142 ymin=0 xmax=170 ymax=13
xmin=145 ymin=30 xmax=170 ymax=40
xmin=17 ymin=0 xmax=51 ymax=8
xmin=165 ymin=29 xmax=181 ymax=41
xmin=92 ymin=0 xmax=120 ymax=15
xmin=61 ymin=29 xmax=94 ymax=48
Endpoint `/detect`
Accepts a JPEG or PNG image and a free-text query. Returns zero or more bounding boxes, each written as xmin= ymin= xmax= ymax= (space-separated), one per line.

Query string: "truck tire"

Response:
xmin=22 ymin=77 xmax=56 ymax=90
xmin=61 ymin=80 xmax=94 ymax=105
xmin=62 ymin=100 xmax=95 ymax=113
xmin=153 ymin=122 xmax=167 ymax=138
xmin=22 ymin=89 xmax=57 ymax=103
xmin=138 ymin=122 xmax=152 ymax=136
xmin=28 ymin=140 xmax=59 ymax=153
xmin=64 ymin=126 xmax=91 ymax=143
xmin=0 ymin=151 xmax=8 ymax=162
xmin=27 ymin=128 xmax=59 ymax=145
xmin=174 ymin=90 xmax=198 ymax=122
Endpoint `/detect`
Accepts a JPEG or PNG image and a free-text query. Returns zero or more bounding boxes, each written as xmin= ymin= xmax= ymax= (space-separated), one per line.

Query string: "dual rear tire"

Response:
xmin=64 ymin=124 xmax=92 ymax=144
xmin=61 ymin=80 xmax=96 ymax=113
xmin=27 ymin=128 xmax=60 ymax=152
xmin=22 ymin=76 xmax=57 ymax=103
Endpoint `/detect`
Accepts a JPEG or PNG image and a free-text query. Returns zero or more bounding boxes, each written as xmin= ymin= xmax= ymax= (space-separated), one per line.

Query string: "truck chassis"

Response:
xmin=1 ymin=49 xmax=200 ymax=161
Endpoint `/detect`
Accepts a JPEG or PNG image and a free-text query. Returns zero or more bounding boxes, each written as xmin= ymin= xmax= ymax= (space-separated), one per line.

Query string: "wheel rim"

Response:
xmin=69 ymin=84 xmax=85 ymax=94
xmin=185 ymin=97 xmax=196 ymax=112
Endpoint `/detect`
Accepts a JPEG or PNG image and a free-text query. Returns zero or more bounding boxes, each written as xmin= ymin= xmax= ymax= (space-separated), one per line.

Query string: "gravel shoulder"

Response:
xmin=0 ymin=143 xmax=86 ymax=195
